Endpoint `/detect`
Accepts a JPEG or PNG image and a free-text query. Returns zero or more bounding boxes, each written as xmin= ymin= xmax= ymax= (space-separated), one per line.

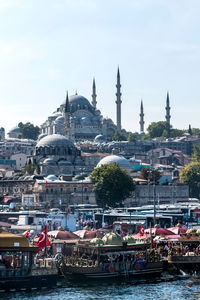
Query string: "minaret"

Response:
xmin=165 ymin=91 xmax=171 ymax=125
xmin=64 ymin=91 xmax=70 ymax=139
xmin=91 ymin=78 xmax=97 ymax=109
xmin=116 ymin=67 xmax=122 ymax=132
xmin=139 ymin=100 xmax=144 ymax=133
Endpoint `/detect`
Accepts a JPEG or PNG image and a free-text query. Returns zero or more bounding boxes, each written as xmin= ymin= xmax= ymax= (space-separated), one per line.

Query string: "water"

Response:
xmin=1 ymin=279 xmax=200 ymax=300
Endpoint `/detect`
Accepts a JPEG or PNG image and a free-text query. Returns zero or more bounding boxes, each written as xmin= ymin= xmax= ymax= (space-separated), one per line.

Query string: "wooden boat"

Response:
xmin=0 ymin=230 xmax=60 ymax=292
xmin=59 ymin=239 xmax=163 ymax=280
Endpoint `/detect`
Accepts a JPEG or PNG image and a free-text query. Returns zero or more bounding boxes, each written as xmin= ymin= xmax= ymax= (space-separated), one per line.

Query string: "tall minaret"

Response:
xmin=116 ymin=67 xmax=122 ymax=132
xmin=165 ymin=91 xmax=171 ymax=125
xmin=139 ymin=100 xmax=145 ymax=133
xmin=91 ymin=78 xmax=97 ymax=109
xmin=64 ymin=91 xmax=70 ymax=139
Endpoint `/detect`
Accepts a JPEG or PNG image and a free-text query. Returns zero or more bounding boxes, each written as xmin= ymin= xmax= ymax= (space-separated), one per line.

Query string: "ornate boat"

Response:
xmin=59 ymin=233 xmax=163 ymax=280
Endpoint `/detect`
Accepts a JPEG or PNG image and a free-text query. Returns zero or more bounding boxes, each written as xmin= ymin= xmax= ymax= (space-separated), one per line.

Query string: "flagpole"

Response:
xmin=45 ymin=225 xmax=47 ymax=257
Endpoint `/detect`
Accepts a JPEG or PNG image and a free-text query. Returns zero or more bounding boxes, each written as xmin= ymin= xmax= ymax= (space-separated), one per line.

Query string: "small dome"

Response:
xmin=36 ymin=134 xmax=75 ymax=148
xmin=8 ymin=126 xmax=20 ymax=133
xmin=94 ymin=134 xmax=105 ymax=143
xmin=43 ymin=158 xmax=56 ymax=165
xmin=55 ymin=116 xmax=64 ymax=123
xmin=46 ymin=174 xmax=58 ymax=181
xmin=97 ymin=155 xmax=131 ymax=169
xmin=102 ymin=232 xmax=122 ymax=246
xmin=38 ymin=133 xmax=47 ymax=141
xmin=123 ymin=235 xmax=136 ymax=244
xmin=90 ymin=238 xmax=104 ymax=245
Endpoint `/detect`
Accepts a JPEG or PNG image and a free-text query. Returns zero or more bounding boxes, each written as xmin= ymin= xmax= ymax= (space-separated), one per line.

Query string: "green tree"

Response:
xmin=141 ymin=167 xmax=161 ymax=184
xmin=188 ymin=124 xmax=192 ymax=135
xmin=191 ymin=128 xmax=200 ymax=136
xmin=18 ymin=122 xmax=40 ymax=140
xmin=128 ymin=132 xmax=137 ymax=142
xmin=180 ymin=162 xmax=200 ymax=198
xmin=147 ymin=121 xmax=171 ymax=138
xmin=112 ymin=131 xmax=127 ymax=141
xmin=22 ymin=163 xmax=37 ymax=175
xmin=90 ymin=163 xmax=136 ymax=208
xmin=191 ymin=145 xmax=200 ymax=163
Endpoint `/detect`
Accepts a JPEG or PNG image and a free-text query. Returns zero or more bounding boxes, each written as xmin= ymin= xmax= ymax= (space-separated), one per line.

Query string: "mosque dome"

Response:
xmin=62 ymin=94 xmax=91 ymax=107
xmin=36 ymin=134 xmax=75 ymax=148
xmin=55 ymin=116 xmax=64 ymax=123
xmin=94 ymin=134 xmax=105 ymax=143
xmin=97 ymin=155 xmax=131 ymax=169
xmin=43 ymin=158 xmax=56 ymax=165
xmin=8 ymin=126 xmax=20 ymax=133
xmin=38 ymin=133 xmax=47 ymax=141
xmin=46 ymin=174 xmax=58 ymax=181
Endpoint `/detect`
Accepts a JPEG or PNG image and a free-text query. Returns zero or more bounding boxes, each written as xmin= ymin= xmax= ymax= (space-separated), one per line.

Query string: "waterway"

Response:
xmin=1 ymin=278 xmax=200 ymax=300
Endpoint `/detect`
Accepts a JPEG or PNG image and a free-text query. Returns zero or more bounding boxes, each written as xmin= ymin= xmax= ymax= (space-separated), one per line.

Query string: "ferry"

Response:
xmin=59 ymin=232 xmax=163 ymax=280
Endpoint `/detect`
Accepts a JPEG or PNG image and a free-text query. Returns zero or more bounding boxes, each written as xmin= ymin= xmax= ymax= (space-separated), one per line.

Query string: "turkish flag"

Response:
xmin=36 ymin=225 xmax=50 ymax=253
xmin=24 ymin=229 xmax=30 ymax=239
xmin=140 ymin=225 xmax=145 ymax=236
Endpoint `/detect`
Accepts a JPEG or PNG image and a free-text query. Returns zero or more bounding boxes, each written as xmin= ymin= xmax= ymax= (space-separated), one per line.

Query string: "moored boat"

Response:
xmin=0 ymin=230 xmax=60 ymax=292
xmin=59 ymin=233 xmax=163 ymax=280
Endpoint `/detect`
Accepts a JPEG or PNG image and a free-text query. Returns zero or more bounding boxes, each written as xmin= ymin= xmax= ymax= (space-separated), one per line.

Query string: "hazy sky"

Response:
xmin=1 ymin=0 xmax=200 ymax=135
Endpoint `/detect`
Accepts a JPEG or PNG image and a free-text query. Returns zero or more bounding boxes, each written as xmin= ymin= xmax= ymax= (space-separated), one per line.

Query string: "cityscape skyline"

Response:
xmin=1 ymin=0 xmax=200 ymax=135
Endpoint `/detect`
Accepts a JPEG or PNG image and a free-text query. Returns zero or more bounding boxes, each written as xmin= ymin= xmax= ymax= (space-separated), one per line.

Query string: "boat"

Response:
xmin=0 ymin=230 xmax=60 ymax=292
xmin=59 ymin=232 xmax=163 ymax=280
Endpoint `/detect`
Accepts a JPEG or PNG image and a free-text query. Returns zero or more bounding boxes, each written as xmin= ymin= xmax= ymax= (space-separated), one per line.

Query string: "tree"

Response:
xmin=112 ymin=131 xmax=127 ymax=141
xmin=90 ymin=163 xmax=136 ymax=208
xmin=191 ymin=145 xmax=200 ymax=163
xmin=22 ymin=163 xmax=37 ymax=175
xmin=128 ymin=132 xmax=137 ymax=142
xmin=140 ymin=167 xmax=161 ymax=184
xmin=147 ymin=121 xmax=171 ymax=138
xmin=18 ymin=122 xmax=40 ymax=140
xmin=180 ymin=162 xmax=200 ymax=198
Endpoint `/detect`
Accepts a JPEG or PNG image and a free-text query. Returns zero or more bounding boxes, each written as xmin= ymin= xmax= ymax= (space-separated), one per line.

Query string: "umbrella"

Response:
xmin=168 ymin=226 xmax=187 ymax=235
xmin=48 ymin=230 xmax=79 ymax=240
xmin=144 ymin=228 xmax=175 ymax=236
xmin=74 ymin=229 xmax=103 ymax=239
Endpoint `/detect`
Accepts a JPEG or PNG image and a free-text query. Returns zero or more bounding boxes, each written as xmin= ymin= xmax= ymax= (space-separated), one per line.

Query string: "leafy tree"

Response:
xmin=140 ymin=167 xmax=161 ymax=184
xmin=22 ymin=163 xmax=37 ymax=175
xmin=188 ymin=124 xmax=192 ymax=135
xmin=90 ymin=163 xmax=136 ymax=208
xmin=18 ymin=122 xmax=40 ymax=140
xmin=147 ymin=121 xmax=171 ymax=138
xmin=170 ymin=128 xmax=185 ymax=138
xmin=191 ymin=128 xmax=200 ymax=136
xmin=191 ymin=145 xmax=200 ymax=163
xmin=128 ymin=132 xmax=137 ymax=142
xmin=180 ymin=162 xmax=200 ymax=198
xmin=112 ymin=131 xmax=127 ymax=141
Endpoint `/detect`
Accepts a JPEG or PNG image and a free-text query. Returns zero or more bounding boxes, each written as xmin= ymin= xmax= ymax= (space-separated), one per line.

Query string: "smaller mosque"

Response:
xmin=32 ymin=133 xmax=83 ymax=176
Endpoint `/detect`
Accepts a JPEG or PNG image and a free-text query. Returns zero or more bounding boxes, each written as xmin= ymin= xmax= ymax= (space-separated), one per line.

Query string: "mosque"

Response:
xmin=40 ymin=68 xmax=126 ymax=142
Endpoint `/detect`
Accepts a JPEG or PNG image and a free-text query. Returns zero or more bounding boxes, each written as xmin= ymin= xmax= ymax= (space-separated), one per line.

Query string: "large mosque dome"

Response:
xmin=36 ymin=134 xmax=75 ymax=148
xmin=62 ymin=94 xmax=91 ymax=107
xmin=97 ymin=155 xmax=132 ymax=170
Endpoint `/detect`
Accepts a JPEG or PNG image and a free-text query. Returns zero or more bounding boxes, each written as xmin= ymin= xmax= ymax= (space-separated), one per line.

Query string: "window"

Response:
xmin=74 ymin=187 xmax=77 ymax=192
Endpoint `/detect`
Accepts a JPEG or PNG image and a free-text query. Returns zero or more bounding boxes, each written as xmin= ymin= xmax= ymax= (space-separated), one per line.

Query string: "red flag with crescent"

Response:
xmin=140 ymin=225 xmax=145 ymax=236
xmin=24 ymin=229 xmax=30 ymax=239
xmin=36 ymin=225 xmax=50 ymax=253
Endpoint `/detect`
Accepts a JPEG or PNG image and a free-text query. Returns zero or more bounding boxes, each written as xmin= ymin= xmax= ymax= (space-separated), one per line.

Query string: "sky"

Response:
xmin=1 ymin=0 xmax=200 ymax=135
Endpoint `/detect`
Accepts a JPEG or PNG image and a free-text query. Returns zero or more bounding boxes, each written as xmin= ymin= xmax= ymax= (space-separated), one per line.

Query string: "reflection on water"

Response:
xmin=1 ymin=279 xmax=200 ymax=300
